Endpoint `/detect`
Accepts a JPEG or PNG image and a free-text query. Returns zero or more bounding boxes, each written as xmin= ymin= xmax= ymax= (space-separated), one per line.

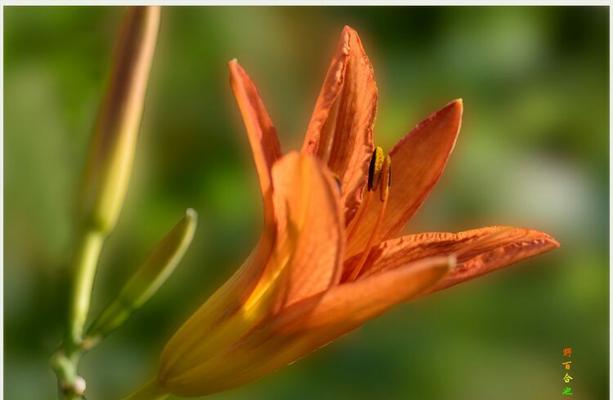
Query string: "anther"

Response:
xmin=347 ymin=146 xmax=383 ymax=237
xmin=348 ymin=150 xmax=392 ymax=281
xmin=332 ymin=173 xmax=342 ymax=193
xmin=368 ymin=146 xmax=385 ymax=191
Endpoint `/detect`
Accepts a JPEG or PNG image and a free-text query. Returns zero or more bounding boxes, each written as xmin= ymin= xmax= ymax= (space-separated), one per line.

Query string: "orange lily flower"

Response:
xmin=154 ymin=26 xmax=559 ymax=398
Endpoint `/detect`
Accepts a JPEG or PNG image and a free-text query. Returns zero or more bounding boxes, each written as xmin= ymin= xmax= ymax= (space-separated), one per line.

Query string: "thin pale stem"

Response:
xmin=52 ymin=227 xmax=106 ymax=399
xmin=67 ymin=229 xmax=105 ymax=347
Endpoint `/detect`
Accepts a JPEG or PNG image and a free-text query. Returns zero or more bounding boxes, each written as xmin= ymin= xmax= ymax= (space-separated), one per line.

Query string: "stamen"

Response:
xmin=347 ymin=146 xmax=383 ymax=238
xmin=348 ymin=154 xmax=392 ymax=281
xmin=368 ymin=146 xmax=385 ymax=191
xmin=332 ymin=173 xmax=342 ymax=193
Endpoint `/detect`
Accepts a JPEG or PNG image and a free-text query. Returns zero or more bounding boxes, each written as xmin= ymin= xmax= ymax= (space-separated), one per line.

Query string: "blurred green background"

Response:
xmin=4 ymin=6 xmax=608 ymax=400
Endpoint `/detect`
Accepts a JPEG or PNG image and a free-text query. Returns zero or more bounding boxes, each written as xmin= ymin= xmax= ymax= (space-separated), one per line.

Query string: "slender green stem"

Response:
xmin=67 ymin=229 xmax=105 ymax=347
xmin=122 ymin=379 xmax=169 ymax=400
xmin=52 ymin=227 xmax=106 ymax=399
xmin=50 ymin=350 xmax=83 ymax=400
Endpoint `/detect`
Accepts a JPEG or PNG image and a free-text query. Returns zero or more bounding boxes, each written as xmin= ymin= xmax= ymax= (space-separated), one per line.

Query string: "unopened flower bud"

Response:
xmin=80 ymin=6 xmax=160 ymax=234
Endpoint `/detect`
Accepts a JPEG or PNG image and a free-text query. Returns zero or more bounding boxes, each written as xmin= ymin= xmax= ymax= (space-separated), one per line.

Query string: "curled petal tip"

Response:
xmin=526 ymin=228 xmax=559 ymax=248
xmin=505 ymin=226 xmax=560 ymax=249
xmin=543 ymin=233 xmax=560 ymax=249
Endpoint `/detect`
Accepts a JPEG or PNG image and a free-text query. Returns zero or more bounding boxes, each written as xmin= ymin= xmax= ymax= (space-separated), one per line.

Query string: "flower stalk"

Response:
xmin=66 ymin=229 xmax=106 ymax=347
xmin=52 ymin=6 xmax=161 ymax=399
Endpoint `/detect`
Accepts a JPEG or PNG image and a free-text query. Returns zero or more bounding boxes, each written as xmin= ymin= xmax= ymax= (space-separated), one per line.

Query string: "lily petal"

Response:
xmin=165 ymin=63 xmax=289 ymax=370
xmin=159 ymin=153 xmax=345 ymax=388
xmin=165 ymin=256 xmax=450 ymax=396
xmin=171 ymin=63 xmax=285 ymax=361
xmin=346 ymin=99 xmax=463 ymax=258
xmin=159 ymin=225 xmax=276 ymax=380
xmin=265 ymin=152 xmax=346 ymax=310
xmin=279 ymin=255 xmax=451 ymax=333
xmin=302 ymin=26 xmax=377 ymax=223
xmin=351 ymin=226 xmax=559 ymax=291
xmin=229 ymin=59 xmax=282 ymax=222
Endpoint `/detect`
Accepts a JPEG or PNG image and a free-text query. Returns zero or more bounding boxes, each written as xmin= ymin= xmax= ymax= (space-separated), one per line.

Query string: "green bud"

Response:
xmin=80 ymin=6 xmax=160 ymax=234
xmin=86 ymin=209 xmax=197 ymax=345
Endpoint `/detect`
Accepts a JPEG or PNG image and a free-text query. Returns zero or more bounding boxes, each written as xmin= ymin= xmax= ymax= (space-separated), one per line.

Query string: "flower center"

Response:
xmin=347 ymin=146 xmax=391 ymax=280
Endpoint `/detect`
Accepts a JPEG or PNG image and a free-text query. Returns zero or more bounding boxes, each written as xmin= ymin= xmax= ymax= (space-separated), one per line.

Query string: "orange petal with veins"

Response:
xmin=350 ymin=226 xmax=559 ymax=291
xmin=346 ymin=99 xmax=463 ymax=258
xmin=302 ymin=26 xmax=377 ymax=223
